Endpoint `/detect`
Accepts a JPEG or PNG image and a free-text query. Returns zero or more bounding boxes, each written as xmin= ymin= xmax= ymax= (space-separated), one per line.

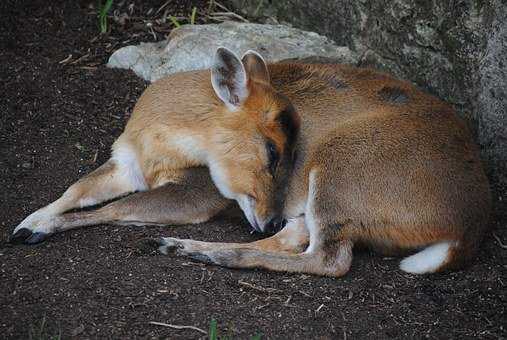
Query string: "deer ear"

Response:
xmin=241 ymin=50 xmax=270 ymax=85
xmin=211 ymin=47 xmax=248 ymax=110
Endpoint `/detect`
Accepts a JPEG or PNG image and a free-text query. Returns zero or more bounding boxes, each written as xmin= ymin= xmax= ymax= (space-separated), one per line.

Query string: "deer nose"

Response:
xmin=265 ymin=216 xmax=287 ymax=234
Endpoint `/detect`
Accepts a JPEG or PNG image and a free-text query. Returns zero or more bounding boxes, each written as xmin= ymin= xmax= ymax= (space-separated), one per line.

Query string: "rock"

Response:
xmin=477 ymin=1 xmax=507 ymax=204
xmin=230 ymin=0 xmax=507 ymax=209
xmin=107 ymin=22 xmax=357 ymax=82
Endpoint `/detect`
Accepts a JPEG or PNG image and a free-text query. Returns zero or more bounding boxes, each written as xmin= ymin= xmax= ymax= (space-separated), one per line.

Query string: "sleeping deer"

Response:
xmin=11 ymin=48 xmax=491 ymax=276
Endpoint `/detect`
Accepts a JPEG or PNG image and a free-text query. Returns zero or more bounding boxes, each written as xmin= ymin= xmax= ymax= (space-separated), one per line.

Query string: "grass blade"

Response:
xmin=190 ymin=7 xmax=197 ymax=25
xmin=209 ymin=319 xmax=217 ymax=340
xmin=99 ymin=0 xmax=114 ymax=33
xmin=169 ymin=15 xmax=181 ymax=28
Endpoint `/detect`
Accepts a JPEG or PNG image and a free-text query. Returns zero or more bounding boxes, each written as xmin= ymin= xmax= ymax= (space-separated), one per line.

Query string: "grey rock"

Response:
xmin=108 ymin=22 xmax=357 ymax=82
xmin=230 ymin=0 xmax=507 ymax=207
xmin=477 ymin=0 xmax=507 ymax=203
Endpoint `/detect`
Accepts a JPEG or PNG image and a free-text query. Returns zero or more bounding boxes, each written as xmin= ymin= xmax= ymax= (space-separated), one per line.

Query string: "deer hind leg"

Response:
xmin=11 ymin=167 xmax=230 ymax=243
xmin=157 ymin=215 xmax=308 ymax=255
xmin=10 ymin=144 xmax=148 ymax=244
xmin=156 ymin=169 xmax=354 ymax=277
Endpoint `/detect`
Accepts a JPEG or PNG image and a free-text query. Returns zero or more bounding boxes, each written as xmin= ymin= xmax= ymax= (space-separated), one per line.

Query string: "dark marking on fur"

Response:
xmin=273 ymin=66 xmax=348 ymax=96
xmin=187 ymin=252 xmax=214 ymax=264
xmin=25 ymin=232 xmax=48 ymax=244
xmin=330 ymin=222 xmax=344 ymax=230
xmin=291 ymin=149 xmax=299 ymax=169
xmin=208 ymin=249 xmax=246 ymax=268
xmin=378 ymin=86 xmax=409 ymax=104
xmin=276 ymin=104 xmax=299 ymax=148
xmin=324 ymin=76 xmax=348 ymax=90
xmin=271 ymin=102 xmax=300 ymax=220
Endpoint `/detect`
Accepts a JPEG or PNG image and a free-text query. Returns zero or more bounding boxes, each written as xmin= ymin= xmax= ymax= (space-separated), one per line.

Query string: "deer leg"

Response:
xmin=11 ymin=155 xmax=229 ymax=243
xmin=156 ymin=169 xmax=355 ymax=277
xmin=10 ymin=146 xmax=150 ymax=244
xmin=157 ymin=215 xmax=308 ymax=255
xmin=47 ymin=168 xmax=231 ymax=236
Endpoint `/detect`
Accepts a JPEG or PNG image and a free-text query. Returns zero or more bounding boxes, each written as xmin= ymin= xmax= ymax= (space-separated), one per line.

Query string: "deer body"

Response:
xmin=11 ymin=49 xmax=491 ymax=276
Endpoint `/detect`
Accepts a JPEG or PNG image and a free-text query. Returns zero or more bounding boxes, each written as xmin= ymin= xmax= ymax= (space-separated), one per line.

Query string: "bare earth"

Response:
xmin=1 ymin=1 xmax=505 ymax=339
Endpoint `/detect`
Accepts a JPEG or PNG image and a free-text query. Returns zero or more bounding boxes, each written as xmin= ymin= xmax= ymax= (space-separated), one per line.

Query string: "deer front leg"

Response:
xmin=11 ymin=166 xmax=231 ymax=244
xmin=10 ymin=148 xmax=146 ymax=244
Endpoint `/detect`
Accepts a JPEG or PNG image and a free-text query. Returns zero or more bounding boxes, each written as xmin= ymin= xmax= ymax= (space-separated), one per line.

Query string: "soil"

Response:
xmin=0 ymin=1 xmax=505 ymax=339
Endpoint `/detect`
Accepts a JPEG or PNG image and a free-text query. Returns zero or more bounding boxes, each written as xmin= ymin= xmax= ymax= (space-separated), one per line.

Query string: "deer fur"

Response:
xmin=11 ymin=48 xmax=491 ymax=277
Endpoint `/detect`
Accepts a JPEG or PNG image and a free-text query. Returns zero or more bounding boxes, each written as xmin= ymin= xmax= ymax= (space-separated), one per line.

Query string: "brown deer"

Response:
xmin=11 ymin=48 xmax=491 ymax=276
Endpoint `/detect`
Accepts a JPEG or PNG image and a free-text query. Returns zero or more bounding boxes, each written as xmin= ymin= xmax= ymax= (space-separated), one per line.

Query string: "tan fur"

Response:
xmin=12 ymin=50 xmax=491 ymax=277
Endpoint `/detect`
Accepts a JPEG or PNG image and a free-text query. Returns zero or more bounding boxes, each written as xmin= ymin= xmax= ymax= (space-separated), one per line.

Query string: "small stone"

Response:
xmin=21 ymin=162 xmax=32 ymax=169
xmin=75 ymin=142 xmax=85 ymax=151
xmin=71 ymin=324 xmax=85 ymax=336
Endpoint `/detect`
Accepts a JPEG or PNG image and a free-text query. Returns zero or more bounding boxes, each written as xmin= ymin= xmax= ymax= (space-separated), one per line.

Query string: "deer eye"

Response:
xmin=266 ymin=140 xmax=279 ymax=175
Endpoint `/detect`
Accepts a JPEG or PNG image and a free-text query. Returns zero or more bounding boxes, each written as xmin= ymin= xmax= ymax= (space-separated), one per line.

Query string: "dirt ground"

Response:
xmin=0 ymin=1 xmax=505 ymax=339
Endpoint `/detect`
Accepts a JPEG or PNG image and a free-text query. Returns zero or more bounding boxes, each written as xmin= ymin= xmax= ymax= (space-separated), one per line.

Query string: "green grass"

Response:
xmin=209 ymin=318 xmax=262 ymax=340
xmin=169 ymin=6 xmax=198 ymax=28
xmin=190 ymin=7 xmax=198 ymax=25
xmin=98 ymin=0 xmax=114 ymax=33
xmin=97 ymin=2 xmax=197 ymax=32
xmin=30 ymin=317 xmax=258 ymax=339
xmin=28 ymin=316 xmax=61 ymax=340
xmin=168 ymin=15 xmax=182 ymax=28
xmin=209 ymin=319 xmax=218 ymax=339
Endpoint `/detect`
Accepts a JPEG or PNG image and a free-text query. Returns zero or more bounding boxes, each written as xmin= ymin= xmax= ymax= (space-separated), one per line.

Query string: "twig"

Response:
xmin=149 ymin=321 xmax=207 ymax=335
xmin=492 ymin=233 xmax=507 ymax=249
xmin=80 ymin=66 xmax=97 ymax=70
xmin=155 ymin=0 xmax=172 ymax=15
xmin=59 ymin=54 xmax=73 ymax=64
xmin=91 ymin=150 xmax=98 ymax=164
xmin=254 ymin=303 xmax=270 ymax=311
xmin=181 ymin=261 xmax=206 ymax=267
xmin=284 ymin=295 xmax=292 ymax=305
xmin=210 ymin=1 xmax=249 ymax=22
xmin=298 ymin=290 xmax=312 ymax=298
xmin=208 ymin=0 xmax=215 ymax=14
xmin=70 ymin=53 xmax=90 ymax=65
xmin=208 ymin=11 xmax=249 ymax=22
xmin=253 ymin=0 xmax=264 ymax=17
xmin=315 ymin=303 xmax=325 ymax=313
xmin=238 ymin=280 xmax=281 ymax=293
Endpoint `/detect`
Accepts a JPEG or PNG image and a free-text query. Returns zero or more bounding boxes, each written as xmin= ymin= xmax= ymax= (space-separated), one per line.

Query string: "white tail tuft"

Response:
xmin=399 ymin=242 xmax=453 ymax=274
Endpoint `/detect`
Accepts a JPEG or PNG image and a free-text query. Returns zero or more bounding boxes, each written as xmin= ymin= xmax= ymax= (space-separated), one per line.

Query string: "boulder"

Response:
xmin=107 ymin=22 xmax=357 ymax=82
